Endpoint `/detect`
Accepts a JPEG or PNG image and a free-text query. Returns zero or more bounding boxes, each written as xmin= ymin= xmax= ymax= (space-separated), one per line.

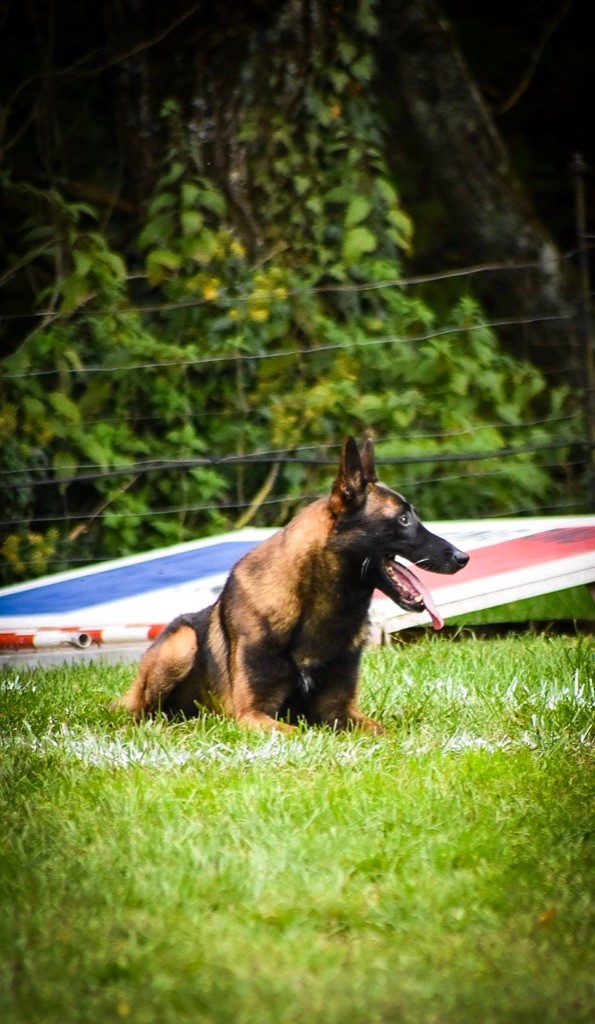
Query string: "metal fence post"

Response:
xmin=571 ymin=153 xmax=595 ymax=510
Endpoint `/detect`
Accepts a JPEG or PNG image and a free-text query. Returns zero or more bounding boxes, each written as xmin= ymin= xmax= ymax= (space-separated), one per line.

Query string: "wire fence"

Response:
xmin=0 ymin=437 xmax=584 ymax=494
xmin=1 ymin=309 xmax=581 ymax=379
xmin=2 ymin=469 xmax=587 ymax=532
xmin=0 ymin=247 xmax=588 ymax=328
xmin=1 ymin=232 xmax=593 ymax=578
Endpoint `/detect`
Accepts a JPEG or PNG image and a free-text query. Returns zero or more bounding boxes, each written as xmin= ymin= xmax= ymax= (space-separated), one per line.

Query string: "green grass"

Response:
xmin=1 ymin=635 xmax=594 ymax=1024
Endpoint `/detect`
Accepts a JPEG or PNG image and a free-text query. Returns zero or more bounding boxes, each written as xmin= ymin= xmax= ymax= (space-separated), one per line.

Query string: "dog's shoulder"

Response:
xmin=234 ymin=496 xmax=332 ymax=574
xmin=220 ymin=496 xmax=334 ymax=639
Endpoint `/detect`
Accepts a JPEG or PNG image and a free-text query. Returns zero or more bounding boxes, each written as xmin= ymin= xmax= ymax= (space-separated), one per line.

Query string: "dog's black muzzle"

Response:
xmin=441 ymin=545 xmax=470 ymax=574
xmin=406 ymin=527 xmax=470 ymax=576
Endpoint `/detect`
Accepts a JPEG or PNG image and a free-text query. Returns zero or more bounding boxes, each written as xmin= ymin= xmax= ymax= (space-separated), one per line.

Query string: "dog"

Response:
xmin=115 ymin=437 xmax=469 ymax=732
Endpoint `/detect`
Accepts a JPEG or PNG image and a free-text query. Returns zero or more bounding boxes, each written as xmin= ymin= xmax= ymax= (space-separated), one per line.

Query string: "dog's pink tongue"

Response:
xmin=397 ymin=562 xmax=444 ymax=631
xmin=421 ymin=588 xmax=444 ymax=631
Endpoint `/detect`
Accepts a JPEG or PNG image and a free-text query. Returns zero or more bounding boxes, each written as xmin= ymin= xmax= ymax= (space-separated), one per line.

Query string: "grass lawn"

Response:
xmin=1 ymin=633 xmax=593 ymax=1023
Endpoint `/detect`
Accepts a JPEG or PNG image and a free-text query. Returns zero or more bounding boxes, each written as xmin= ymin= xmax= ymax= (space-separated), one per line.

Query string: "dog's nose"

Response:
xmin=452 ymin=547 xmax=469 ymax=568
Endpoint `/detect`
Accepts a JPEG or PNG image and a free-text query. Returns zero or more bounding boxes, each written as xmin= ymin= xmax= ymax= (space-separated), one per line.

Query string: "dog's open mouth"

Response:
xmin=381 ymin=556 xmax=444 ymax=630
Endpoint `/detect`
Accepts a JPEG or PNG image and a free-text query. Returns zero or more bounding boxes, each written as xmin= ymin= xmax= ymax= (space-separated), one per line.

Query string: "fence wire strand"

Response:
xmin=2 ymin=309 xmax=580 ymax=379
xmin=0 ymin=468 xmax=586 ymax=530
xmin=0 ymin=249 xmax=580 ymax=323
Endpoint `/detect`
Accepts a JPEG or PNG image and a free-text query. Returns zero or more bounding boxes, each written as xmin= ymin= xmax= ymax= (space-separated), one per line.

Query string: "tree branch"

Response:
xmin=496 ymin=0 xmax=575 ymax=115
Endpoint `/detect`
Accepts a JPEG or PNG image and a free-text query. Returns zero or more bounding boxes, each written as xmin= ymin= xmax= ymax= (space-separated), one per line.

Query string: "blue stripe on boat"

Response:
xmin=0 ymin=541 xmax=258 ymax=615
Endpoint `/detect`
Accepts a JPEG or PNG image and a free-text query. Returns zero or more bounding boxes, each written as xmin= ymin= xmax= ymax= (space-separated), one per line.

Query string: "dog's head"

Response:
xmin=329 ymin=436 xmax=469 ymax=629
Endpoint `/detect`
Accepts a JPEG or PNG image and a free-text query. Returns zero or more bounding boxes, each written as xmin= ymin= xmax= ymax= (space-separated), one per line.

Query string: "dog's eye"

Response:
xmin=399 ymin=513 xmax=410 ymax=526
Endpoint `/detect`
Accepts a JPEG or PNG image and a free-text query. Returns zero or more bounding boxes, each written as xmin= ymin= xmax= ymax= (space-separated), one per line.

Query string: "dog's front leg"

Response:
xmin=230 ymin=638 xmax=296 ymax=733
xmin=309 ymin=650 xmax=384 ymax=735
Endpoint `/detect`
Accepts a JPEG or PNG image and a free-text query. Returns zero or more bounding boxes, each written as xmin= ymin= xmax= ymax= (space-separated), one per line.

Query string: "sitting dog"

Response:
xmin=115 ymin=437 xmax=469 ymax=731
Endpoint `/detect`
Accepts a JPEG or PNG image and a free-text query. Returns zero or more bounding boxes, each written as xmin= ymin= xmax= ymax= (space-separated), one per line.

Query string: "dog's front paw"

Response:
xmin=341 ymin=712 xmax=385 ymax=735
xmin=354 ymin=715 xmax=385 ymax=735
xmin=236 ymin=712 xmax=296 ymax=734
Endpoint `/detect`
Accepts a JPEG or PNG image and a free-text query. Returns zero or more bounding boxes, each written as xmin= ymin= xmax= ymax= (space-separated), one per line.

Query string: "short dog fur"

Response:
xmin=115 ymin=437 xmax=469 ymax=732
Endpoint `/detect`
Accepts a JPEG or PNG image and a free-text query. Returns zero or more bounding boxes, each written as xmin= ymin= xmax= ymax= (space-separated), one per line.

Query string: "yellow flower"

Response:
xmin=249 ymin=308 xmax=269 ymax=323
xmin=202 ymin=278 xmax=220 ymax=301
xmin=230 ymin=240 xmax=246 ymax=258
xmin=274 ymin=286 xmax=288 ymax=300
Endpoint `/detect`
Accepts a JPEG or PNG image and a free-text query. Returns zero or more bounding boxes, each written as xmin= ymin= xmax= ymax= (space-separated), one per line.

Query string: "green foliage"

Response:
xmin=0 ymin=6 xmax=583 ymax=584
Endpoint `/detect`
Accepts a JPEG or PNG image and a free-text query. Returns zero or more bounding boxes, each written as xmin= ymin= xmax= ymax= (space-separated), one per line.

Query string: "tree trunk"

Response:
xmin=378 ymin=0 xmax=580 ymax=379
xmin=103 ymin=0 xmax=283 ymax=238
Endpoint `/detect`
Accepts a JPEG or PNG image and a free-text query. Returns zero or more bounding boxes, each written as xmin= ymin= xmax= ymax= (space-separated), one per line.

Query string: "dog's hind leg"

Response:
xmin=114 ymin=625 xmax=198 ymax=720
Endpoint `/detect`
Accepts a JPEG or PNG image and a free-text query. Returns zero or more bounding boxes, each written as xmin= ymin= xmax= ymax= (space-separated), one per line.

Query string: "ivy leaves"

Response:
xmin=140 ymin=168 xmax=230 ymax=285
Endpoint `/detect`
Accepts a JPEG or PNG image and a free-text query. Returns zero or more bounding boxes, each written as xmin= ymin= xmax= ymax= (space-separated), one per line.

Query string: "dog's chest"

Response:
xmin=296 ymin=664 xmax=316 ymax=693
xmin=290 ymin=593 xmax=370 ymax=668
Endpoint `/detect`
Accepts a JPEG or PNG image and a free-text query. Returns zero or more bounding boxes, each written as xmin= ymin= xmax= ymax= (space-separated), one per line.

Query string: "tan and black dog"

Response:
xmin=115 ymin=437 xmax=469 ymax=732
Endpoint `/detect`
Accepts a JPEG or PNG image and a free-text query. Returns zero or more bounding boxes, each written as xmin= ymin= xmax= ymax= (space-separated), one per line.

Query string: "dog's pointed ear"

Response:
xmin=360 ymin=438 xmax=377 ymax=484
xmin=329 ymin=436 xmax=366 ymax=516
